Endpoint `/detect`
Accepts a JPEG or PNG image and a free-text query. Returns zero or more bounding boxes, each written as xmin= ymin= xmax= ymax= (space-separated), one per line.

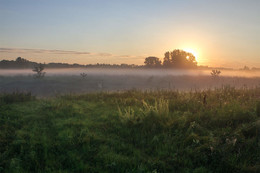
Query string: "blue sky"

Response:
xmin=0 ymin=0 xmax=260 ymax=67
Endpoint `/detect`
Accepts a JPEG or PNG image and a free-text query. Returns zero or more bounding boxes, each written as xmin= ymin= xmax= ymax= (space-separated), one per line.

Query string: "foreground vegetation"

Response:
xmin=0 ymin=87 xmax=260 ymax=172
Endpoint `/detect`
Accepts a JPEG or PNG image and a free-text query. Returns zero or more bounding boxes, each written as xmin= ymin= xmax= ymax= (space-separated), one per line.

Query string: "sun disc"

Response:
xmin=183 ymin=48 xmax=199 ymax=62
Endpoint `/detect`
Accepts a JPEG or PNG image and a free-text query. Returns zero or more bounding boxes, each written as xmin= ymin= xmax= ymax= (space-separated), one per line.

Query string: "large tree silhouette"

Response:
xmin=16 ymin=57 xmax=29 ymax=63
xmin=144 ymin=56 xmax=162 ymax=67
xmin=163 ymin=49 xmax=197 ymax=68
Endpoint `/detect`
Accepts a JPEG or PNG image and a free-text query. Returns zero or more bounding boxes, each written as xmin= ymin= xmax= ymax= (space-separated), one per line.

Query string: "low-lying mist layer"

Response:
xmin=0 ymin=74 xmax=260 ymax=97
xmin=1 ymin=68 xmax=260 ymax=77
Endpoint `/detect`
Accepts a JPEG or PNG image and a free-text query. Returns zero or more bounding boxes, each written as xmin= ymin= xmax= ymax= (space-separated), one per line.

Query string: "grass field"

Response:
xmin=1 ymin=87 xmax=260 ymax=172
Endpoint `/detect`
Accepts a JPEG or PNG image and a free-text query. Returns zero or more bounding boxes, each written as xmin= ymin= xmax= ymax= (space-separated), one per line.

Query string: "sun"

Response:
xmin=183 ymin=48 xmax=199 ymax=62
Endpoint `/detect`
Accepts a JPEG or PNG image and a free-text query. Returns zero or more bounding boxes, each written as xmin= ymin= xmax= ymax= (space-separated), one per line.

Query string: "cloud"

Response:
xmin=0 ymin=48 xmax=147 ymax=66
xmin=0 ymin=47 xmax=145 ymax=60
xmin=0 ymin=48 xmax=91 ymax=55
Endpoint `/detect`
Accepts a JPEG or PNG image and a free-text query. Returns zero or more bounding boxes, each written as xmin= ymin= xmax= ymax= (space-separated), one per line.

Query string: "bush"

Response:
xmin=211 ymin=69 xmax=221 ymax=78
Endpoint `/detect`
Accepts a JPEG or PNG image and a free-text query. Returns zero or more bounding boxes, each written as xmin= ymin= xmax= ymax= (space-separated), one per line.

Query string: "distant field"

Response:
xmin=0 ymin=69 xmax=260 ymax=96
xmin=0 ymin=88 xmax=260 ymax=172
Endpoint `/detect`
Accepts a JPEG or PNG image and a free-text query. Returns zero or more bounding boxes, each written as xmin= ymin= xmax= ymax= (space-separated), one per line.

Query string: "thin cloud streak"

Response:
xmin=0 ymin=48 xmax=91 ymax=55
xmin=0 ymin=48 xmax=144 ymax=60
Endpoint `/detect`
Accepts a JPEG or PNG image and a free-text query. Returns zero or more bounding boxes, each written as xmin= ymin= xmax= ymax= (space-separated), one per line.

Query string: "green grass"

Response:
xmin=1 ymin=87 xmax=260 ymax=172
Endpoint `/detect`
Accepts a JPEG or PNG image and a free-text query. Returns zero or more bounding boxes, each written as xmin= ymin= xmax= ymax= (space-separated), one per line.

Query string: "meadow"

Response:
xmin=2 ymin=0 xmax=260 ymax=172
xmin=0 ymin=86 xmax=260 ymax=172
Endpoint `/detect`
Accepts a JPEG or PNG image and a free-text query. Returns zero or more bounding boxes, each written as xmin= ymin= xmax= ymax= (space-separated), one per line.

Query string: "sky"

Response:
xmin=0 ymin=0 xmax=260 ymax=68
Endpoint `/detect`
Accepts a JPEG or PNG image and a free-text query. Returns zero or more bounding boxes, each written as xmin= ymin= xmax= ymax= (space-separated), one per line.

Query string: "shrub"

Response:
xmin=80 ymin=73 xmax=88 ymax=79
xmin=211 ymin=69 xmax=221 ymax=78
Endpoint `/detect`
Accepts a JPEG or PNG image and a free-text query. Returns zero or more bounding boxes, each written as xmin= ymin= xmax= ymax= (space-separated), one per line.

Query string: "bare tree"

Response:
xmin=32 ymin=63 xmax=46 ymax=78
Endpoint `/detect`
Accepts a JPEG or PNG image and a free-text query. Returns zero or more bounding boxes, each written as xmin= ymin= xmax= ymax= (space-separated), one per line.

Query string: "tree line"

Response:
xmin=0 ymin=57 xmax=140 ymax=69
xmin=1 ymin=50 xmax=258 ymax=70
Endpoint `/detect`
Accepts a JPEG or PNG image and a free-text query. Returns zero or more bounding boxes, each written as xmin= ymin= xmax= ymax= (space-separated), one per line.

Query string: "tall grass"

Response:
xmin=118 ymin=98 xmax=170 ymax=124
xmin=0 ymin=87 xmax=260 ymax=172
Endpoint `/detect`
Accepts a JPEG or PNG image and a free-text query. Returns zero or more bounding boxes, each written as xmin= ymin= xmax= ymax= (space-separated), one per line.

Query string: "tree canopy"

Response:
xmin=16 ymin=57 xmax=29 ymax=63
xmin=163 ymin=49 xmax=197 ymax=68
xmin=144 ymin=56 xmax=162 ymax=67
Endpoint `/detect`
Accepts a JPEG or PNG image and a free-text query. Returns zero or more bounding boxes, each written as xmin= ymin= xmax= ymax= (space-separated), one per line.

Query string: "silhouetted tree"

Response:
xmin=144 ymin=56 xmax=161 ymax=67
xmin=163 ymin=49 xmax=197 ymax=68
xmin=32 ymin=63 xmax=45 ymax=78
xmin=243 ymin=66 xmax=250 ymax=71
xmin=163 ymin=52 xmax=171 ymax=67
xmin=16 ymin=57 xmax=29 ymax=63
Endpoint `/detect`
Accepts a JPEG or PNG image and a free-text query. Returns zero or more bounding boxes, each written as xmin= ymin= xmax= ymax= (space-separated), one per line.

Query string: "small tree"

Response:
xmin=32 ymin=63 xmax=45 ymax=78
xmin=243 ymin=66 xmax=250 ymax=71
xmin=80 ymin=73 xmax=88 ymax=79
xmin=211 ymin=69 xmax=221 ymax=78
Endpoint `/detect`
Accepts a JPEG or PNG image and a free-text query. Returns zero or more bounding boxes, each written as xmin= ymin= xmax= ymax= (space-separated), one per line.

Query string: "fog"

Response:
xmin=1 ymin=68 xmax=260 ymax=77
xmin=1 ymin=68 xmax=260 ymax=97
